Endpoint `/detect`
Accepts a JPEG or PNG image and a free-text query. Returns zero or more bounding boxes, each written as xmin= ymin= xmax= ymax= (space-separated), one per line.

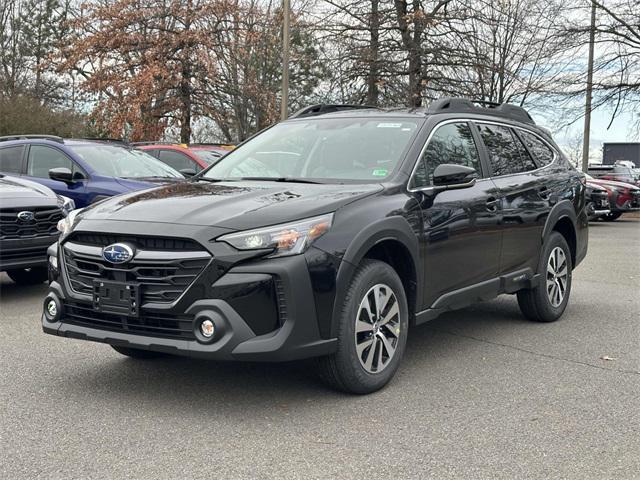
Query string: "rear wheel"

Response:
xmin=6 ymin=266 xmax=48 ymax=285
xmin=317 ymin=259 xmax=408 ymax=394
xmin=517 ymin=232 xmax=572 ymax=322
xmin=602 ymin=212 xmax=622 ymax=222
xmin=111 ymin=345 xmax=168 ymax=359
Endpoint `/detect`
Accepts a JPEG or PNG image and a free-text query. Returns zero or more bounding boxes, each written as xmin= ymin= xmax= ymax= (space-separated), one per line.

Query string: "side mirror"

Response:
xmin=49 ymin=167 xmax=74 ymax=183
xmin=179 ymin=168 xmax=196 ymax=177
xmin=432 ymin=164 xmax=477 ymax=189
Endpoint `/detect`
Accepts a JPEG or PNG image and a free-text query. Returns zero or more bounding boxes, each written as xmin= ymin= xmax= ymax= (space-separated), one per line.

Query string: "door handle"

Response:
xmin=486 ymin=196 xmax=499 ymax=212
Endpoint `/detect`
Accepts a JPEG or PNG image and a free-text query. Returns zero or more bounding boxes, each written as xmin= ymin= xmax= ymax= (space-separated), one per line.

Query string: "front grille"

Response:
xmin=632 ymin=192 xmax=640 ymax=208
xmin=0 ymin=207 xmax=63 ymax=240
xmin=62 ymin=236 xmax=211 ymax=305
xmin=68 ymin=232 xmax=202 ymax=251
xmin=64 ymin=302 xmax=195 ymax=340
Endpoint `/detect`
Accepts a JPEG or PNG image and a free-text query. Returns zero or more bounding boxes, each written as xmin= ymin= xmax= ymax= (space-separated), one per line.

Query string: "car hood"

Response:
xmin=588 ymin=178 xmax=640 ymax=190
xmin=0 ymin=174 xmax=56 ymax=200
xmin=80 ymin=180 xmax=383 ymax=230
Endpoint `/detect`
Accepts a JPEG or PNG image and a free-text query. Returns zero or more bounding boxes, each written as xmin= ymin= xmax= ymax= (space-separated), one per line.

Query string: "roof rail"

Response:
xmin=77 ymin=137 xmax=129 ymax=145
xmin=130 ymin=141 xmax=182 ymax=146
xmin=289 ymin=104 xmax=378 ymax=119
xmin=0 ymin=134 xmax=64 ymax=144
xmin=427 ymin=97 xmax=535 ymax=125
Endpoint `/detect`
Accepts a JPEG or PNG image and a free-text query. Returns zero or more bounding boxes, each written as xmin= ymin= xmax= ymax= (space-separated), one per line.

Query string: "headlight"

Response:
xmin=56 ymin=195 xmax=76 ymax=216
xmin=56 ymin=208 xmax=83 ymax=236
xmin=217 ymin=213 xmax=333 ymax=258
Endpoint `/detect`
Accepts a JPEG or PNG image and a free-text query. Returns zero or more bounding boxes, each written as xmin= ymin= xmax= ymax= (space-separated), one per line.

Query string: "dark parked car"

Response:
xmin=42 ymin=99 xmax=588 ymax=393
xmin=135 ymin=143 xmax=233 ymax=176
xmin=0 ymin=136 xmax=184 ymax=208
xmin=586 ymin=175 xmax=640 ymax=221
xmin=0 ymin=174 xmax=73 ymax=284
xmin=585 ymin=181 xmax=610 ymax=220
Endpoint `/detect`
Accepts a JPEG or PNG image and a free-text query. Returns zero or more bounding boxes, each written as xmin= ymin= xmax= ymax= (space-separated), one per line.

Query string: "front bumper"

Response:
xmin=42 ymin=242 xmax=338 ymax=362
xmin=0 ymin=235 xmax=57 ymax=271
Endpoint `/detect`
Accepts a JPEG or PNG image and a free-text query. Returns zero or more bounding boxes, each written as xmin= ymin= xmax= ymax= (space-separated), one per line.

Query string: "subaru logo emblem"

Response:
xmin=17 ymin=211 xmax=35 ymax=222
xmin=102 ymin=243 xmax=134 ymax=264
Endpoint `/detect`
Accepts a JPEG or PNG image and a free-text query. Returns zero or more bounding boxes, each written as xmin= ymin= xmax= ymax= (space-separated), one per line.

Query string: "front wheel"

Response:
xmin=6 ymin=266 xmax=48 ymax=285
xmin=317 ymin=259 xmax=408 ymax=394
xmin=517 ymin=232 xmax=572 ymax=322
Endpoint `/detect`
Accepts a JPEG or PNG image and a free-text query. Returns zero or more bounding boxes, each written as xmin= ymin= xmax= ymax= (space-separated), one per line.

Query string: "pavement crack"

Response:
xmin=426 ymin=327 xmax=640 ymax=376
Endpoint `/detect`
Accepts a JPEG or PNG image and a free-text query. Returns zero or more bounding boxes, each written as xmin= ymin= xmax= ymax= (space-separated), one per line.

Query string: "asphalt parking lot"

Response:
xmin=1 ymin=218 xmax=639 ymax=479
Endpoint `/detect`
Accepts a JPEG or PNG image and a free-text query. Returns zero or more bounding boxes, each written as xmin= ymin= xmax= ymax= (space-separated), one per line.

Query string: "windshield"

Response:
xmin=69 ymin=144 xmax=183 ymax=178
xmin=204 ymin=118 xmax=421 ymax=182
xmin=192 ymin=150 xmax=223 ymax=166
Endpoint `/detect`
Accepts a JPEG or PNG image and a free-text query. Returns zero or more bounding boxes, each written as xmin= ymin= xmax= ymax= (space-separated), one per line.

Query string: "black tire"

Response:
xmin=602 ymin=212 xmax=622 ymax=222
xmin=316 ymin=259 xmax=409 ymax=394
xmin=517 ymin=231 xmax=572 ymax=322
xmin=111 ymin=345 xmax=168 ymax=359
xmin=6 ymin=266 xmax=48 ymax=285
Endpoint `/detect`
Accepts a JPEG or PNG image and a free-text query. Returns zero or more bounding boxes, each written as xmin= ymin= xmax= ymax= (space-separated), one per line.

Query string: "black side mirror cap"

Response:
xmin=49 ymin=167 xmax=73 ymax=183
xmin=432 ymin=164 xmax=478 ymax=189
xmin=179 ymin=168 xmax=196 ymax=177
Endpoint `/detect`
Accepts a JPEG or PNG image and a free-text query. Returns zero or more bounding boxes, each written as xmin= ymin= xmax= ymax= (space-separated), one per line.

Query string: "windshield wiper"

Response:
xmin=239 ymin=176 xmax=322 ymax=184
xmin=193 ymin=177 xmax=232 ymax=183
xmin=121 ymin=176 xmax=174 ymax=180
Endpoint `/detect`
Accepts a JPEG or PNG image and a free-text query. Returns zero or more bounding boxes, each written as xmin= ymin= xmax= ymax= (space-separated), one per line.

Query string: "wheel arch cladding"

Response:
xmin=331 ymin=217 xmax=421 ymax=337
xmin=543 ymin=200 xmax=577 ymax=269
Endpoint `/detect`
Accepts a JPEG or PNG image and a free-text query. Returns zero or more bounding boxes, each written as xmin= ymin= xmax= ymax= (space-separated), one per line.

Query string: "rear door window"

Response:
xmin=0 ymin=145 xmax=25 ymax=173
xmin=477 ymin=123 xmax=534 ymax=176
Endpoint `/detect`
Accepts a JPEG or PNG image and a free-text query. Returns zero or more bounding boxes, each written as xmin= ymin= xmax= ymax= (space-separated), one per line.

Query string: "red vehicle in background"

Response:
xmin=586 ymin=174 xmax=640 ymax=221
xmin=134 ymin=143 xmax=234 ymax=176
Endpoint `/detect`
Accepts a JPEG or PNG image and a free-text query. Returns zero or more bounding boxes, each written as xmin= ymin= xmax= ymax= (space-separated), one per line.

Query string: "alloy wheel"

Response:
xmin=546 ymin=246 xmax=568 ymax=308
xmin=354 ymin=284 xmax=401 ymax=374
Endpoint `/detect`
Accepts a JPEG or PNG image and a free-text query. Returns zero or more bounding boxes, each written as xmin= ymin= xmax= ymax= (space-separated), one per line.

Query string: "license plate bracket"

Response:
xmin=93 ymin=280 xmax=140 ymax=317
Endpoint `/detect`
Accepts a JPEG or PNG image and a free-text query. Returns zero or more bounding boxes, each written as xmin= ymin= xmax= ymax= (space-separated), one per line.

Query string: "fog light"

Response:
xmin=47 ymin=300 xmax=57 ymax=317
xmin=48 ymin=255 xmax=58 ymax=269
xmin=43 ymin=295 xmax=61 ymax=322
xmin=200 ymin=319 xmax=215 ymax=338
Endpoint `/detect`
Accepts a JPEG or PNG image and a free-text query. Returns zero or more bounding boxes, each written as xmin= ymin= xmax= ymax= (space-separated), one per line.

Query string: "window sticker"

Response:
xmin=372 ymin=169 xmax=388 ymax=177
xmin=377 ymin=123 xmax=403 ymax=128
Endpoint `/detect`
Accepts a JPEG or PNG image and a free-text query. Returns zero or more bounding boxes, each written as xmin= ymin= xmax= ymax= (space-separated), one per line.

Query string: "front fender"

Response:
xmin=330 ymin=216 xmax=422 ymax=338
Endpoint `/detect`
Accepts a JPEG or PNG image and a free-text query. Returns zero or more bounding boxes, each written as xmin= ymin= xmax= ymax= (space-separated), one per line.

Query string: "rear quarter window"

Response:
xmin=519 ymin=130 xmax=555 ymax=166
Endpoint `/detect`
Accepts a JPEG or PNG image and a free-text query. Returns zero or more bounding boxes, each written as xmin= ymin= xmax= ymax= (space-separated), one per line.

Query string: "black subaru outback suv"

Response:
xmin=42 ymin=98 xmax=588 ymax=393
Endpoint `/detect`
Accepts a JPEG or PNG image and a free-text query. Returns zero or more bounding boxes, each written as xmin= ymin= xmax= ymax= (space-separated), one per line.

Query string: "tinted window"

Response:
xmin=519 ymin=130 xmax=555 ymax=166
xmin=0 ymin=146 xmax=24 ymax=173
xmin=478 ymin=123 xmax=532 ymax=176
xmin=512 ymin=132 xmax=537 ymax=170
xmin=419 ymin=122 xmax=480 ymax=186
xmin=159 ymin=150 xmax=194 ymax=171
xmin=27 ymin=145 xmax=73 ymax=178
xmin=410 ymin=158 xmax=429 ymax=189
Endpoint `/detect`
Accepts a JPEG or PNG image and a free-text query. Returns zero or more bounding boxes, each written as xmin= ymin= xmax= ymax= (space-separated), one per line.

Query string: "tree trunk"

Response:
xmin=366 ymin=0 xmax=380 ymax=106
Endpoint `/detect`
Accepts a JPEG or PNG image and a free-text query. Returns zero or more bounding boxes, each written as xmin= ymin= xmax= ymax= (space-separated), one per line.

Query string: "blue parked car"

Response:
xmin=0 ymin=135 xmax=184 ymax=208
